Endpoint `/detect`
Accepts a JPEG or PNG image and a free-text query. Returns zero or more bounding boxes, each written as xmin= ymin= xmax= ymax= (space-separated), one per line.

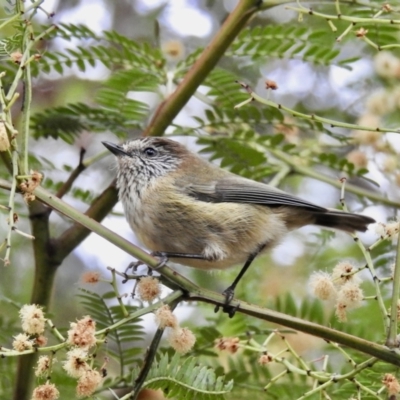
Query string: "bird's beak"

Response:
xmin=102 ymin=141 xmax=129 ymax=157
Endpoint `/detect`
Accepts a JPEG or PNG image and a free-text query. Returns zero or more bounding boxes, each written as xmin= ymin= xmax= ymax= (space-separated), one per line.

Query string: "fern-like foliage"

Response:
xmin=36 ymin=24 xmax=165 ymax=76
xmin=229 ymin=26 xmax=351 ymax=67
xmin=194 ymin=131 xmax=286 ymax=179
xmin=30 ymin=23 xmax=168 ymax=142
xmin=95 ymin=69 xmax=158 ymax=132
xmin=31 ymin=72 xmax=154 ymax=140
xmin=77 ymin=289 xmax=144 ymax=375
xmin=133 ymin=352 xmax=233 ymax=399
xmin=30 ymin=103 xmax=132 ymax=142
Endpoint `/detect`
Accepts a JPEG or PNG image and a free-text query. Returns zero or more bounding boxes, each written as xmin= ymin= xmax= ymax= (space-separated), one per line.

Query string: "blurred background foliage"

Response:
xmin=1 ymin=0 xmax=400 ymax=399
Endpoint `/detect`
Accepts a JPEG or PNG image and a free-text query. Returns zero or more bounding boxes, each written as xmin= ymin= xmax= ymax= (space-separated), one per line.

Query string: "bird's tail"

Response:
xmin=313 ymin=210 xmax=375 ymax=232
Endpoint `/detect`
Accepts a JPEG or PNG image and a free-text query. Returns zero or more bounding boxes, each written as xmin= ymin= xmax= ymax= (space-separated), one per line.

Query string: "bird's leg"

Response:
xmin=150 ymin=251 xmax=206 ymax=269
xmin=126 ymin=251 xmax=206 ymax=273
xmin=216 ymin=243 xmax=267 ymax=317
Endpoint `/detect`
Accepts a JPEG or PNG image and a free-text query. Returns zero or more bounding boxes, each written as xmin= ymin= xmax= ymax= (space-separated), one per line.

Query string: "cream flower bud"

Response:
xmin=331 ymin=261 xmax=361 ymax=286
xmin=382 ymin=373 xmax=400 ymax=396
xmin=335 ymin=303 xmax=347 ymax=322
xmin=12 ymin=333 xmax=34 ymax=352
xmin=346 ymin=150 xmax=368 ymax=169
xmin=20 ymin=304 xmax=46 ymax=335
xmin=76 ymin=369 xmax=102 ymax=398
xmin=374 ymin=51 xmax=400 ymax=78
xmin=31 ymin=383 xmax=60 ymax=400
xmin=336 ymin=282 xmax=363 ymax=309
xmin=309 ymin=271 xmax=337 ymax=300
xmin=63 ymin=348 xmax=89 ymax=378
xmin=161 ymin=40 xmax=185 ymax=61
xmin=35 ymin=355 xmax=53 ymax=377
xmin=168 ymin=327 xmax=196 ymax=354
xmin=137 ymin=276 xmax=161 ymax=302
xmin=67 ymin=316 xmax=96 ymax=349
xmin=154 ymin=304 xmax=178 ymax=329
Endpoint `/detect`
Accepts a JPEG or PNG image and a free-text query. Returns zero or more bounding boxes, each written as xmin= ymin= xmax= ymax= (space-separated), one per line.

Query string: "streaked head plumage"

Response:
xmin=103 ymin=137 xmax=188 ymax=182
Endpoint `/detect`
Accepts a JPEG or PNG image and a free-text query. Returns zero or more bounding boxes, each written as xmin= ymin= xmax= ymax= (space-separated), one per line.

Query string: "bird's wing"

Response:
xmin=187 ymin=176 xmax=326 ymax=212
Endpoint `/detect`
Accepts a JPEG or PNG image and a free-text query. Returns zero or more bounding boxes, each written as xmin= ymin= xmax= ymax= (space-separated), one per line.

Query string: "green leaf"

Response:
xmin=136 ymin=352 xmax=233 ymax=399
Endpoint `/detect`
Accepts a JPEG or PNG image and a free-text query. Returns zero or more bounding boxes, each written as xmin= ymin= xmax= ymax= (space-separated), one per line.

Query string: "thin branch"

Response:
xmin=270 ymin=148 xmax=400 ymax=208
xmin=143 ymin=0 xmax=262 ymax=137
xmin=20 ymin=23 xmax=33 ymax=176
xmin=340 ymin=179 xmax=389 ymax=331
xmin=3 ymin=151 xmax=19 ymax=265
xmin=236 ymin=81 xmax=400 ymax=134
xmin=51 ymin=181 xmax=119 ymax=263
xmin=0 ymin=0 xmax=45 ymax=30
xmin=387 ymin=232 xmax=400 ymax=347
xmin=130 ymin=298 xmax=181 ymax=400
xmin=6 ymin=24 xmax=56 ymax=103
xmin=286 ymin=3 xmax=400 ymax=26
xmin=54 ymin=148 xmax=86 ymax=200
xmin=188 ymin=290 xmax=400 ymax=367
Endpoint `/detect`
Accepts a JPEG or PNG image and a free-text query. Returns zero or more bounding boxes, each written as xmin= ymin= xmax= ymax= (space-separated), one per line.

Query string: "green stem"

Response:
xmin=340 ymin=180 xmax=389 ymax=331
xmin=47 ymin=319 xmax=65 ymax=342
xmin=110 ymin=268 xmax=129 ymax=318
xmin=286 ymin=4 xmax=400 ymax=25
xmin=264 ymin=369 xmax=287 ymax=390
xmin=387 ymin=232 xmax=400 ymax=347
xmin=356 ymin=240 xmax=389 ymax=329
xmin=82 ymin=149 xmax=109 ymax=168
xmin=6 ymin=24 xmax=56 ymax=103
xmin=270 ymin=148 xmax=400 ymax=208
xmin=20 ymin=41 xmax=32 ymax=176
xmin=54 ymin=148 xmax=86 ymax=200
xmin=130 ymin=298 xmax=181 ymax=400
xmin=353 ymin=379 xmax=382 ymax=399
xmin=0 ymin=0 xmax=45 ymax=30
xmin=297 ymin=379 xmax=334 ymax=400
xmin=51 ymin=182 xmax=119 ymax=263
xmin=3 ymin=151 xmax=18 ymax=265
xmin=189 ymin=287 xmax=400 ymax=366
xmin=237 ymin=83 xmax=400 ymax=134
xmin=96 ymin=291 xmax=183 ymax=336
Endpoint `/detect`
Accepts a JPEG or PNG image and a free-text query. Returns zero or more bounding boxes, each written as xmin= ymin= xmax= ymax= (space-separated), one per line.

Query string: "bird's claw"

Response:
xmin=214 ymin=286 xmax=239 ymax=318
xmin=125 ymin=260 xmax=144 ymax=274
xmin=125 ymin=252 xmax=168 ymax=277
xmin=150 ymin=251 xmax=168 ymax=269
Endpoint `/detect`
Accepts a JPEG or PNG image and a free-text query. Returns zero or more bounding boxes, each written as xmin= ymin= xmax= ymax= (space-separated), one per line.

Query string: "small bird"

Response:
xmin=103 ymin=137 xmax=375 ymax=309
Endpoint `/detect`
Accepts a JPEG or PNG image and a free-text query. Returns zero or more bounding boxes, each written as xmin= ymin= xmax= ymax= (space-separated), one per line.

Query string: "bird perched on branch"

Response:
xmin=103 ymin=137 xmax=375 ymax=313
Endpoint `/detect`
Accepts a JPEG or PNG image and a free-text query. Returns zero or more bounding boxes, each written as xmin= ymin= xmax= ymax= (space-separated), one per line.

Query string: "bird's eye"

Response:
xmin=144 ymin=147 xmax=157 ymax=157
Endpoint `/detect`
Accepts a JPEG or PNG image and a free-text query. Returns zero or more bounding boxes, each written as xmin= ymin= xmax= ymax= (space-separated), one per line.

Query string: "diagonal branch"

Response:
xmin=54 ymin=147 xmax=86 ymax=200
xmin=12 ymin=181 xmax=398 ymax=368
xmin=143 ymin=0 xmax=263 ymax=137
xmin=51 ymin=180 xmax=119 ymax=263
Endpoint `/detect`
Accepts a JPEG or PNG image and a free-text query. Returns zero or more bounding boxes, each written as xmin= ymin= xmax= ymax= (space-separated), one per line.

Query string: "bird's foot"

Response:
xmin=214 ymin=286 xmax=239 ymax=318
xmin=150 ymin=251 xmax=169 ymax=269
xmin=125 ymin=252 xmax=167 ymax=278
xmin=125 ymin=260 xmax=144 ymax=273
